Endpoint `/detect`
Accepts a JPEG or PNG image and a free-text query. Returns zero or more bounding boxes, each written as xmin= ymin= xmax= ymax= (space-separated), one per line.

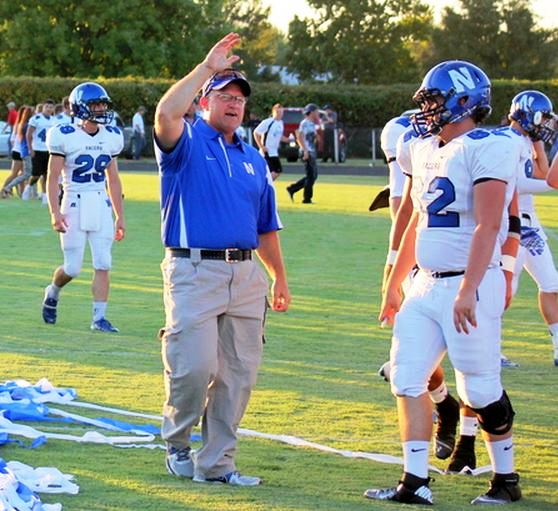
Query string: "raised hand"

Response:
xmin=203 ymin=32 xmax=242 ymax=73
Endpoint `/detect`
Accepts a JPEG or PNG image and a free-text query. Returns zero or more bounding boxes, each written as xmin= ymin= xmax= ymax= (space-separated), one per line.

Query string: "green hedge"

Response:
xmin=2 ymin=75 xmax=558 ymax=127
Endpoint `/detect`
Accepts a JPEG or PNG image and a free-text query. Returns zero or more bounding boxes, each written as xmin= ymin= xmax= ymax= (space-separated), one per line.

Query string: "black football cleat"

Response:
xmin=364 ymin=473 xmax=433 ymax=505
xmin=471 ymin=472 xmax=521 ymax=504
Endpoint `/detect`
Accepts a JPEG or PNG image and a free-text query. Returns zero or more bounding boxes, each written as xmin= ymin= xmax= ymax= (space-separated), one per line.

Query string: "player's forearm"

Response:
xmin=461 ymin=224 xmax=500 ymax=293
xmin=386 ymin=212 xmax=417 ymax=289
xmin=389 ymin=189 xmax=413 ymax=251
xmin=532 ymin=140 xmax=549 ymax=178
xmin=107 ymin=175 xmax=124 ymax=220
xmin=46 ymin=173 xmax=61 ymax=215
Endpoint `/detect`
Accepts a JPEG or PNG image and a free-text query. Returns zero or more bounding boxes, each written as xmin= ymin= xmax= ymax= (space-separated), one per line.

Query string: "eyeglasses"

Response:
xmin=213 ymin=92 xmax=247 ymax=105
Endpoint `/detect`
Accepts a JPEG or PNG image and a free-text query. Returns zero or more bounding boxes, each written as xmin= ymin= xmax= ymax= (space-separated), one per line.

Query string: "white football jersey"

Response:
xmin=47 ymin=123 xmax=124 ymax=193
xmin=409 ymin=128 xmax=520 ymax=272
xmin=396 ymin=128 xmax=421 ymax=176
xmin=381 ymin=116 xmax=412 ymax=161
xmin=382 ymin=116 xmax=414 ymax=198
xmin=28 ymin=114 xmax=57 ymax=151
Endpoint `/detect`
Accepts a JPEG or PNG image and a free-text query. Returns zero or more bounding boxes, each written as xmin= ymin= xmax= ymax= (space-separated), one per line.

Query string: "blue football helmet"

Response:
xmin=412 ymin=60 xmax=491 ymax=137
xmin=69 ymin=82 xmax=114 ymax=125
xmin=509 ymin=90 xmax=557 ymax=143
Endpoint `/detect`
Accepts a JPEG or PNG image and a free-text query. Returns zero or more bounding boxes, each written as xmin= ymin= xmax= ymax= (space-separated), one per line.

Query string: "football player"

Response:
xmin=368 ymin=61 xmax=522 ymax=506
xmin=41 ymin=82 xmax=125 ymax=332
xmin=378 ymin=113 xmax=414 ymax=219
xmin=379 ymin=118 xmax=461 ymax=466
xmin=505 ymin=90 xmax=558 ymax=366
xmin=23 ymin=99 xmax=57 ymax=201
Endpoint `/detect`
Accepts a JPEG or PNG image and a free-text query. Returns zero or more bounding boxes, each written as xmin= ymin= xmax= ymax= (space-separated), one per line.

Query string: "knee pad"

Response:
xmin=472 ymin=391 xmax=515 ymax=435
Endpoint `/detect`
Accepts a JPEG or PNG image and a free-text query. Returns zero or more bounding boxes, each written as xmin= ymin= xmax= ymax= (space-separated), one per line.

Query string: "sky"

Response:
xmin=262 ymin=0 xmax=558 ymax=33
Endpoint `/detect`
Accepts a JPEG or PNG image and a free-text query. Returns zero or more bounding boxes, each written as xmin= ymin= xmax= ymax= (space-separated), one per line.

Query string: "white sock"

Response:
xmin=47 ymin=284 xmax=61 ymax=300
xmin=403 ymin=440 xmax=430 ymax=479
xmin=459 ymin=415 xmax=479 ymax=437
xmin=93 ymin=302 xmax=107 ymax=322
xmin=550 ymin=324 xmax=558 ymax=352
xmin=548 ymin=323 xmax=558 ymax=337
xmin=485 ymin=437 xmax=514 ymax=474
xmin=429 ymin=382 xmax=448 ymax=404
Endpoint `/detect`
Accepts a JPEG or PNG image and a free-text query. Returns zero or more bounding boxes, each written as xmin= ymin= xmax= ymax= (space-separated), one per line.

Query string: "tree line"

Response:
xmin=0 ymin=0 xmax=556 ymax=84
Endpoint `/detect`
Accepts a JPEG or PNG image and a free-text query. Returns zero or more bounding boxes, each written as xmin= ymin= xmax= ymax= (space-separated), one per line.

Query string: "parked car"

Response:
xmin=279 ymin=107 xmax=347 ymax=163
xmin=111 ymin=113 xmax=134 ymax=159
xmin=0 ymin=121 xmax=12 ymax=157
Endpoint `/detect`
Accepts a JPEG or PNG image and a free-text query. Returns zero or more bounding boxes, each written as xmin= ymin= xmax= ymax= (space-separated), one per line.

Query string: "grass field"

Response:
xmin=0 ymin=170 xmax=557 ymax=510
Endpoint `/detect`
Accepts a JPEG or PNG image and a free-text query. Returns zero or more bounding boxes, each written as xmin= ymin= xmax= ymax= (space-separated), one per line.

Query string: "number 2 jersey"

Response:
xmin=402 ymin=128 xmax=523 ymax=273
xmin=46 ymin=123 xmax=124 ymax=193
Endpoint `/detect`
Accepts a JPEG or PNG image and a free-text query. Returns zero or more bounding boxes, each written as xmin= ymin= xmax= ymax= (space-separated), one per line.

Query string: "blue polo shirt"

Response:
xmin=155 ymin=119 xmax=282 ymax=249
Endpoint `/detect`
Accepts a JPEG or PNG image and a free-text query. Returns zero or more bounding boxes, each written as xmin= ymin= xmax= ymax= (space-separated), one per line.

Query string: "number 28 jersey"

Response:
xmin=46 ymin=123 xmax=124 ymax=194
xmin=407 ymin=128 xmax=521 ymax=273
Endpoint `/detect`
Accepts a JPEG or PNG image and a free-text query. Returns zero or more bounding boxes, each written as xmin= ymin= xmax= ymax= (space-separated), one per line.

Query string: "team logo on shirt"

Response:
xmin=243 ymin=162 xmax=255 ymax=175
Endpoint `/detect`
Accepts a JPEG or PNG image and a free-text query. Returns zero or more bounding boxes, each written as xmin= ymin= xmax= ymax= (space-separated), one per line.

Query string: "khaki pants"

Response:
xmin=160 ymin=252 xmax=268 ymax=478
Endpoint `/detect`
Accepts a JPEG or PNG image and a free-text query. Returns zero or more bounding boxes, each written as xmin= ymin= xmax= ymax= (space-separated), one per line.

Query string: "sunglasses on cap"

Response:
xmin=202 ymin=69 xmax=251 ymax=98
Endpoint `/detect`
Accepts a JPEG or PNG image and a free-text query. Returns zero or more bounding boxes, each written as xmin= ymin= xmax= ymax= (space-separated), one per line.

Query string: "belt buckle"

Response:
xmin=225 ymin=248 xmax=241 ymax=263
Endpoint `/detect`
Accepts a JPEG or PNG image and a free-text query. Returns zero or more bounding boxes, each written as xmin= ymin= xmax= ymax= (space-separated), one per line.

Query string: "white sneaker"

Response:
xmin=193 ymin=471 xmax=262 ymax=486
xmin=165 ymin=446 xmax=194 ymax=478
xmin=21 ymin=185 xmax=31 ymax=201
xmin=41 ymin=193 xmax=48 ymax=206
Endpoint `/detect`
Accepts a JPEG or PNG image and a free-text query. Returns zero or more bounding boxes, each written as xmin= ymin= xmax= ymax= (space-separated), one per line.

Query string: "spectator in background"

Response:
xmin=322 ymin=103 xmax=338 ymax=162
xmin=253 ymin=103 xmax=289 ymax=180
xmin=286 ymin=103 xmax=320 ymax=204
xmin=2 ymin=106 xmax=26 ymax=197
xmin=2 ymin=105 xmax=34 ymax=198
xmin=5 ymin=101 xmax=18 ymax=152
xmin=132 ymin=106 xmax=146 ymax=159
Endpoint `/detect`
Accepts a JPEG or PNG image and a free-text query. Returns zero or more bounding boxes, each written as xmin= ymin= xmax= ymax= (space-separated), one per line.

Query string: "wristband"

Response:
xmin=501 ymin=254 xmax=516 ymax=273
xmin=386 ymin=249 xmax=398 ymax=265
